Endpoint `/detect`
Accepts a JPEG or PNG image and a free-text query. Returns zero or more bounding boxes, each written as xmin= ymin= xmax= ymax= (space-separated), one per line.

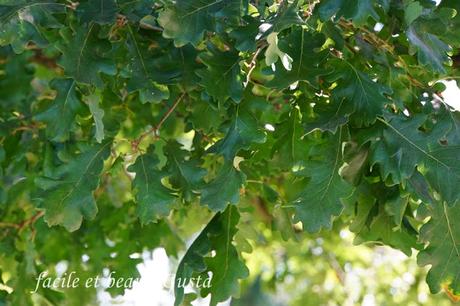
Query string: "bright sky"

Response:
xmin=98 ymin=248 xmax=216 ymax=306
xmin=440 ymin=80 xmax=460 ymax=110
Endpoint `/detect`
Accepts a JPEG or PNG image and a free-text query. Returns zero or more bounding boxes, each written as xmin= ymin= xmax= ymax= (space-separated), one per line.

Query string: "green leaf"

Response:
xmin=406 ymin=169 xmax=434 ymax=204
xmin=174 ymin=219 xmax=211 ymax=306
xmin=0 ymin=50 xmax=33 ymax=110
xmin=304 ymin=99 xmax=350 ymax=134
xmin=164 ymin=141 xmax=206 ymax=202
xmin=438 ymin=0 xmax=460 ymax=48
xmin=268 ymin=0 xmax=304 ymax=33
xmin=200 ymin=163 xmax=245 ymax=212
xmin=317 ymin=0 xmax=343 ymax=20
xmin=34 ymin=141 xmax=112 ymax=231
xmin=99 ymin=87 xmax=127 ymax=137
xmin=85 ymin=92 xmax=105 ymax=143
xmin=201 ymin=206 xmax=249 ymax=306
xmin=77 ymin=0 xmax=118 ymax=24
xmin=292 ymin=128 xmax=353 ymax=233
xmin=229 ymin=16 xmax=260 ymax=52
xmin=372 ymin=115 xmax=426 ymax=183
xmin=208 ymin=109 xmax=266 ymax=160
xmin=0 ymin=1 xmax=63 ymax=53
xmin=438 ymin=105 xmax=460 ymax=144
xmin=174 ymin=206 xmax=248 ymax=306
xmin=385 ymin=195 xmax=408 ymax=228
xmin=58 ymin=24 xmax=116 ymax=87
xmin=340 ymin=141 xmax=369 ymax=185
xmin=373 ymin=114 xmax=460 ymax=204
xmin=418 ymin=202 xmax=460 ymax=294
xmin=407 ymin=24 xmax=451 ymax=73
xmin=347 ymin=181 xmax=419 ymax=256
xmin=125 ymin=26 xmax=169 ymax=103
xmin=158 ymin=0 xmax=246 ymax=47
xmin=354 ymin=207 xmax=418 ymax=256
xmin=231 ymin=276 xmax=277 ymax=306
xmin=2 ymin=0 xmax=460 ymax=302
xmin=405 ymin=1 xmax=423 ymax=26
xmin=267 ymin=28 xmax=329 ymax=89
xmin=272 ymin=107 xmax=310 ymax=168
xmin=348 ymin=190 xmax=375 ymax=234
xmin=317 ymin=0 xmax=379 ymax=26
xmin=128 ymin=146 xmax=176 ymax=224
xmin=149 ymin=44 xmax=201 ymax=87
xmin=118 ymin=0 xmax=154 ymax=22
xmin=35 ymin=79 xmax=81 ymax=142
xmin=329 ymin=59 xmax=391 ymax=125
xmin=196 ymin=44 xmax=243 ymax=104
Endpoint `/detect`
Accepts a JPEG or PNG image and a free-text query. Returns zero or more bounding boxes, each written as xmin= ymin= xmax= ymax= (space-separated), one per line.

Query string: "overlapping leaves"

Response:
xmin=328 ymin=59 xmax=392 ymax=125
xmin=291 ymin=128 xmax=353 ymax=233
xmin=159 ymin=0 xmax=247 ymax=47
xmin=418 ymin=201 xmax=460 ymax=294
xmin=34 ymin=141 xmax=112 ymax=231
xmin=128 ymin=146 xmax=176 ymax=224
xmin=372 ymin=113 xmax=460 ymax=205
xmin=0 ymin=0 xmax=460 ymax=304
xmin=267 ymin=28 xmax=329 ymax=89
xmin=174 ymin=206 xmax=248 ymax=306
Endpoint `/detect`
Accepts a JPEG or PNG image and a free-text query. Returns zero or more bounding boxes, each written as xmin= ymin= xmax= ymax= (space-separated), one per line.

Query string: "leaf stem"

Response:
xmin=246 ymin=179 xmax=264 ymax=184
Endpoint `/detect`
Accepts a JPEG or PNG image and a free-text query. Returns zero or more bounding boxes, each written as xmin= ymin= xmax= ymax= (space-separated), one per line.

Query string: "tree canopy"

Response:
xmin=0 ymin=0 xmax=459 ymax=305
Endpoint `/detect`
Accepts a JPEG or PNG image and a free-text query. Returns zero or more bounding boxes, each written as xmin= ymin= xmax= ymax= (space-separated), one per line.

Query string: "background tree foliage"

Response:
xmin=0 ymin=0 xmax=459 ymax=305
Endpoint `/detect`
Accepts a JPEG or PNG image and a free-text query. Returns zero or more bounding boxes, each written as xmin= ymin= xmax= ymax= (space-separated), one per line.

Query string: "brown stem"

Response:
xmin=328 ymin=252 xmax=345 ymax=286
xmin=18 ymin=211 xmax=45 ymax=230
xmin=245 ymin=45 xmax=266 ymax=87
xmin=131 ymin=93 xmax=186 ymax=151
xmin=338 ymin=19 xmax=394 ymax=54
xmin=251 ymin=196 xmax=273 ymax=223
xmin=12 ymin=126 xmax=36 ymax=135
xmin=156 ymin=93 xmax=186 ymax=130
xmin=338 ymin=20 xmax=426 ymax=89
xmin=0 ymin=222 xmax=20 ymax=229
xmin=0 ymin=211 xmax=44 ymax=230
xmin=29 ymin=49 xmax=59 ymax=69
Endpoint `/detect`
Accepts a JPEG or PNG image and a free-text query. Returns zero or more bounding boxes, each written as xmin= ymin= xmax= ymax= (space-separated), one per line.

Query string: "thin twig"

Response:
xmin=338 ymin=20 xmax=426 ymax=89
xmin=339 ymin=19 xmax=394 ymax=54
xmin=0 ymin=211 xmax=44 ymax=230
xmin=131 ymin=93 xmax=186 ymax=151
xmin=11 ymin=122 xmax=43 ymax=135
xmin=156 ymin=93 xmax=186 ymax=130
xmin=328 ymin=252 xmax=345 ymax=286
xmin=0 ymin=222 xmax=20 ymax=229
xmin=244 ymin=44 xmax=266 ymax=87
xmin=18 ymin=211 xmax=45 ymax=230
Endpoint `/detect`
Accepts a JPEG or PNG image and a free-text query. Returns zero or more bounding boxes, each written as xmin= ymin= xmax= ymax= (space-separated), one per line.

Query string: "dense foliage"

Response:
xmin=0 ymin=0 xmax=459 ymax=305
